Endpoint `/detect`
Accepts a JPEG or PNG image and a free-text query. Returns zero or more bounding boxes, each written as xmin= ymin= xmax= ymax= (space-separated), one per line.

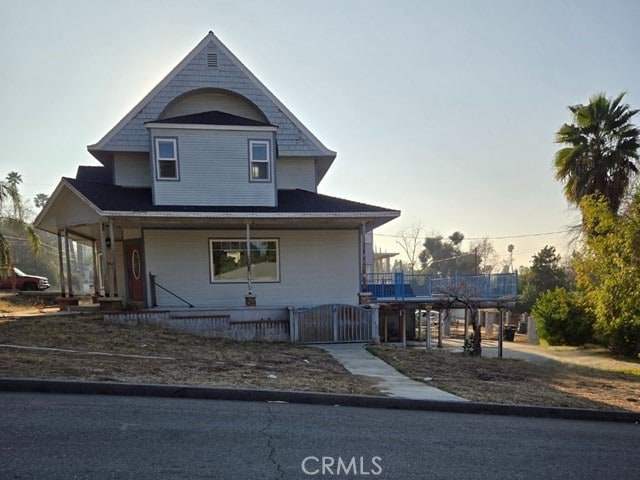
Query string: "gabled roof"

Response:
xmin=88 ymin=31 xmax=336 ymax=170
xmin=145 ymin=110 xmax=275 ymax=128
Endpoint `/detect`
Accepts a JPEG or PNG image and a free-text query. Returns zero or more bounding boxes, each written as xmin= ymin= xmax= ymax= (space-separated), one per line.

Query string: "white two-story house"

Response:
xmin=35 ymin=31 xmax=400 ymax=313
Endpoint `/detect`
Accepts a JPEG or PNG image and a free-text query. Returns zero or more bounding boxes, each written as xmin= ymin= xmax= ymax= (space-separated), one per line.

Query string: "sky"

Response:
xmin=2 ymin=0 xmax=640 ymax=269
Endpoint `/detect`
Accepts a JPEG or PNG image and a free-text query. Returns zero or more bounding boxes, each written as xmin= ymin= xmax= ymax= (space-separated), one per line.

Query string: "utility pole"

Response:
xmin=474 ymin=247 xmax=478 ymax=275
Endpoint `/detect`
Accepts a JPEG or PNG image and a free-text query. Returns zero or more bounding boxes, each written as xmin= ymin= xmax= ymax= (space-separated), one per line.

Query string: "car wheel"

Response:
xmin=22 ymin=282 xmax=38 ymax=291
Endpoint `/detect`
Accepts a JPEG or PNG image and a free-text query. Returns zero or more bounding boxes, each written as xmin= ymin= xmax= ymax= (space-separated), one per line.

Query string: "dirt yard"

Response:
xmin=368 ymin=345 xmax=640 ymax=412
xmin=2 ymin=293 xmax=639 ymax=411
xmin=0 ymin=313 xmax=380 ymax=395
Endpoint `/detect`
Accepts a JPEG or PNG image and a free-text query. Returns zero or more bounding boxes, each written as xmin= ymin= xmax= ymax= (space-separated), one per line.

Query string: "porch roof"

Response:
xmin=64 ymin=177 xmax=398 ymax=216
xmin=34 ymin=176 xmax=400 ymax=239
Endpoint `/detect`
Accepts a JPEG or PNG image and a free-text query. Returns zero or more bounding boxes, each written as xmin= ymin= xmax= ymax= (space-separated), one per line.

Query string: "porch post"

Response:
xmin=360 ymin=222 xmax=367 ymax=292
xmin=425 ymin=308 xmax=432 ymax=351
xmin=64 ymin=229 xmax=74 ymax=297
xmin=498 ymin=308 xmax=504 ymax=359
xmin=57 ymin=230 xmax=66 ymax=298
xmin=99 ymin=223 xmax=109 ymax=297
xmin=91 ymin=240 xmax=99 ymax=297
xmin=245 ymin=222 xmax=252 ymax=294
xmin=109 ymin=220 xmax=118 ymax=297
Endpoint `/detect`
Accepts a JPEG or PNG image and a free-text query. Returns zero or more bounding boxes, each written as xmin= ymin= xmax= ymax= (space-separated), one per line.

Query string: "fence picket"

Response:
xmin=291 ymin=304 xmax=378 ymax=343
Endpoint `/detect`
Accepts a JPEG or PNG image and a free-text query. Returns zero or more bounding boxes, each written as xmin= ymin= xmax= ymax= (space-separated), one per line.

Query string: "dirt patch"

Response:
xmin=0 ymin=292 xmax=59 ymax=313
xmin=0 ymin=314 xmax=381 ymax=395
xmin=368 ymin=346 xmax=640 ymax=412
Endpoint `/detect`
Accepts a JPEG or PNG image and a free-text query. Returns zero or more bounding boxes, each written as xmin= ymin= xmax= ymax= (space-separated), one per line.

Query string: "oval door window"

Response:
xmin=131 ymin=249 xmax=141 ymax=280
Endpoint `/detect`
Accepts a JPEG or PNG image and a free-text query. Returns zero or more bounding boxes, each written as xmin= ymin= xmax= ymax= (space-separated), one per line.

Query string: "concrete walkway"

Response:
xmin=316 ymin=343 xmax=467 ymax=402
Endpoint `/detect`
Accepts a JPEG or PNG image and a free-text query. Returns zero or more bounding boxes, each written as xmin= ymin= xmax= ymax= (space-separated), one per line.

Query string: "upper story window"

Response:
xmin=154 ymin=138 xmax=179 ymax=180
xmin=249 ymin=140 xmax=271 ymax=182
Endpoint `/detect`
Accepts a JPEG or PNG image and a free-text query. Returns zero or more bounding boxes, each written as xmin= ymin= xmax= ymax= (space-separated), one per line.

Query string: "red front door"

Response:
xmin=125 ymin=242 xmax=144 ymax=302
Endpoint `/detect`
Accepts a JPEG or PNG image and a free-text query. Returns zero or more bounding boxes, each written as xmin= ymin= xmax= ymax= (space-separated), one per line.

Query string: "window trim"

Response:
xmin=154 ymin=137 xmax=180 ymax=181
xmin=248 ymin=139 xmax=272 ymax=182
xmin=209 ymin=238 xmax=280 ymax=284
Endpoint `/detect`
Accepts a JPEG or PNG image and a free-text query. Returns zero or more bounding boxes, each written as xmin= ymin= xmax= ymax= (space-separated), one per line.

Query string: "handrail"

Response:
xmin=148 ymin=273 xmax=194 ymax=308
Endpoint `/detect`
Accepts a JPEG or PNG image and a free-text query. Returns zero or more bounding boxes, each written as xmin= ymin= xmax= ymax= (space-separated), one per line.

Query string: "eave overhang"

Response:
xmin=34 ymin=179 xmax=400 ymax=239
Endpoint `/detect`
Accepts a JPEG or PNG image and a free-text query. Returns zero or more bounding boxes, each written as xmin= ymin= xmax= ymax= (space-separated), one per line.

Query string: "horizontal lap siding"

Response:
xmin=144 ymin=229 xmax=359 ymax=307
xmin=150 ymin=128 xmax=276 ymax=206
xmin=276 ymin=157 xmax=316 ymax=191
xmin=113 ymin=153 xmax=152 ymax=187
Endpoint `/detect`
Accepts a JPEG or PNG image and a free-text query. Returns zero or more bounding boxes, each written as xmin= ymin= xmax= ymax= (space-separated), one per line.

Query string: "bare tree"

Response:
xmin=395 ymin=220 xmax=425 ymax=274
xmin=470 ymin=237 xmax=498 ymax=274
xmin=432 ymin=277 xmax=483 ymax=356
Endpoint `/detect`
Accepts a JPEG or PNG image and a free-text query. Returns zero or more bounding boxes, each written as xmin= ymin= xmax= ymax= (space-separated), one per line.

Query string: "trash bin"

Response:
xmin=518 ymin=320 xmax=528 ymax=334
xmin=503 ymin=326 xmax=517 ymax=342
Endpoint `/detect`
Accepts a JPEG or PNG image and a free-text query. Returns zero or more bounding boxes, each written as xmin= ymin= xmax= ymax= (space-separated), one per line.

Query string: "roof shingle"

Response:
xmin=65 ymin=177 xmax=397 ymax=215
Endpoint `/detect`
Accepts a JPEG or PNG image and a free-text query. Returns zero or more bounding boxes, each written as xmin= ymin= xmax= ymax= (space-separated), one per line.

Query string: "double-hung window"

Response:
xmin=210 ymin=239 xmax=279 ymax=282
xmin=249 ymin=140 xmax=271 ymax=181
xmin=155 ymin=138 xmax=179 ymax=180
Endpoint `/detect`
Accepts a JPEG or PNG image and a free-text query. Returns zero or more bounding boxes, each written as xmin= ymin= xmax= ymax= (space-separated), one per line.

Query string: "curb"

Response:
xmin=1 ymin=378 xmax=639 ymax=423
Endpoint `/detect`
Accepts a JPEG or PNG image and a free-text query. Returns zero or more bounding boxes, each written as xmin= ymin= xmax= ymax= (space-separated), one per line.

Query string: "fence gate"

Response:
xmin=290 ymin=304 xmax=379 ymax=343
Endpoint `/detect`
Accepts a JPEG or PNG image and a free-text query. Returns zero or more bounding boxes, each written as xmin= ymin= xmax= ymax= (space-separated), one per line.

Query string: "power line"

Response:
xmin=375 ymin=229 xmax=571 ymax=241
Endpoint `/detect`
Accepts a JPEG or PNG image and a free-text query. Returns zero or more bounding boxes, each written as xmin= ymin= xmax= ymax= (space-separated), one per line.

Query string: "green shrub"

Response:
xmin=532 ymin=287 xmax=595 ymax=346
xmin=595 ymin=309 xmax=640 ymax=358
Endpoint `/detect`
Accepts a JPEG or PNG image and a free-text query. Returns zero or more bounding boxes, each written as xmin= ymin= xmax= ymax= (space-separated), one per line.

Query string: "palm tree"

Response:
xmin=0 ymin=180 xmax=40 ymax=276
xmin=5 ymin=171 xmax=22 ymax=189
xmin=554 ymin=92 xmax=640 ymax=215
xmin=34 ymin=193 xmax=49 ymax=209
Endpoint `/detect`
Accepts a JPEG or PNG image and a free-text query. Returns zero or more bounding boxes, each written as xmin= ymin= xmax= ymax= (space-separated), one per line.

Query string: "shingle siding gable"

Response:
xmin=101 ymin=41 xmax=324 ymax=156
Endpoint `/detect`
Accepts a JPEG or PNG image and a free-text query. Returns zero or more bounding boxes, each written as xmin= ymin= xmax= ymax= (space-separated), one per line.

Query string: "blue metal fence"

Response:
xmin=364 ymin=272 xmax=518 ymax=301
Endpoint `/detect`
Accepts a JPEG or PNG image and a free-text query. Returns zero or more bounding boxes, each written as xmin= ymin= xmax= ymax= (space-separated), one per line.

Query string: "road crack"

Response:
xmin=260 ymin=402 xmax=285 ymax=480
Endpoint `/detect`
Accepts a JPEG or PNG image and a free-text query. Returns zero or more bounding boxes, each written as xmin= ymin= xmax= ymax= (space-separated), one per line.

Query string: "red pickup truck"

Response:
xmin=0 ymin=267 xmax=51 ymax=291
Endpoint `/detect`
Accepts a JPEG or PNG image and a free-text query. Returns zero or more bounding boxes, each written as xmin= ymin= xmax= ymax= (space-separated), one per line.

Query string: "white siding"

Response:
xmin=39 ymin=187 xmax=101 ymax=232
xmin=161 ymin=91 xmax=266 ymax=122
xmin=143 ymin=229 xmax=360 ymax=307
xmin=113 ymin=153 xmax=152 ymax=187
xmin=122 ymin=228 xmax=142 ymax=240
xmin=277 ymin=157 xmax=316 ymax=191
xmin=149 ymin=128 xmax=277 ymax=206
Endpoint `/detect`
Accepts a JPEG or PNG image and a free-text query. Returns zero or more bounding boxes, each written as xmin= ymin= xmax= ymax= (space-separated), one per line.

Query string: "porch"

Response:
xmin=364 ymin=272 xmax=518 ymax=306
xmin=364 ymin=272 xmax=519 ymax=347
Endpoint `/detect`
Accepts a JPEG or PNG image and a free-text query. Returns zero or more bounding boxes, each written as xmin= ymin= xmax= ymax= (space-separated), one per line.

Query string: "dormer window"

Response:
xmin=154 ymin=138 xmax=179 ymax=180
xmin=249 ymin=140 xmax=271 ymax=182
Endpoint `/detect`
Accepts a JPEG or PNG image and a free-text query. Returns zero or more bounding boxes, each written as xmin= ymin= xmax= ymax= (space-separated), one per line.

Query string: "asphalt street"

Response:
xmin=1 ymin=392 xmax=638 ymax=480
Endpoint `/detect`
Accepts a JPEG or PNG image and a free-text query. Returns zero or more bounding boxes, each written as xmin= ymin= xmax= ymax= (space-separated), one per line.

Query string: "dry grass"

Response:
xmin=0 ymin=292 xmax=59 ymax=313
xmin=368 ymin=346 xmax=640 ymax=412
xmin=3 ymin=291 xmax=639 ymax=412
xmin=0 ymin=314 xmax=381 ymax=395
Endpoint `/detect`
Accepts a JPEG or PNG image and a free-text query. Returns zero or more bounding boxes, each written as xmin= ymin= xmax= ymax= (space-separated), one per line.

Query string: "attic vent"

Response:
xmin=207 ymin=53 xmax=218 ymax=68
